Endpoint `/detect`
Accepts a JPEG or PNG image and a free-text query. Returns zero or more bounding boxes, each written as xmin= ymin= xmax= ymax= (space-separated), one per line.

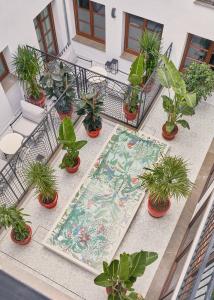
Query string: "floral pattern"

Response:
xmin=46 ymin=126 xmax=168 ymax=272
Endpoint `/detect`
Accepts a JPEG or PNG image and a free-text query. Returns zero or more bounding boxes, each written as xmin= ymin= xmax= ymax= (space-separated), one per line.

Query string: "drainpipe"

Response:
xmin=63 ymin=0 xmax=71 ymax=45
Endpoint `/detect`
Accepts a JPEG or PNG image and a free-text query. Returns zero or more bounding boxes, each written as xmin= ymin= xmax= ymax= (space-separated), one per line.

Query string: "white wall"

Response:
xmin=0 ymin=0 xmax=68 ymax=133
xmin=67 ymin=0 xmax=214 ymax=72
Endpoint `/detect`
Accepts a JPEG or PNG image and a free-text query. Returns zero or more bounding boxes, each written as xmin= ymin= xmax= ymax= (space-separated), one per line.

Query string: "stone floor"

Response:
xmin=0 ymin=92 xmax=214 ymax=300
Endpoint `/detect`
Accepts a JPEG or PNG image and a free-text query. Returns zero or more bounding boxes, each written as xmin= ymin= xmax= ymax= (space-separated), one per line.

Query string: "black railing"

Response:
xmin=177 ymin=200 xmax=214 ymax=299
xmin=27 ymin=43 xmax=172 ymax=129
xmin=0 ymin=91 xmax=80 ymax=207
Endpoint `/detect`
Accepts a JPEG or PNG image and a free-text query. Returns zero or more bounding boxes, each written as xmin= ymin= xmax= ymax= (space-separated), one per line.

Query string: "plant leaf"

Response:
xmin=177 ymin=119 xmax=190 ymax=129
xmin=184 ymin=93 xmax=196 ymax=108
xmin=118 ymin=253 xmax=130 ymax=281
xmin=109 ymin=259 xmax=119 ymax=279
xmin=162 ymin=95 xmax=174 ymax=113
xmin=94 ymin=273 xmax=113 ymax=287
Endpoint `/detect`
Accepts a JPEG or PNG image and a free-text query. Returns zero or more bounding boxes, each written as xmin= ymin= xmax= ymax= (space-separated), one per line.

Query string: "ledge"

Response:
xmin=120 ymin=52 xmax=136 ymax=62
xmin=72 ymin=35 xmax=105 ymax=52
xmin=194 ymin=0 xmax=214 ymax=9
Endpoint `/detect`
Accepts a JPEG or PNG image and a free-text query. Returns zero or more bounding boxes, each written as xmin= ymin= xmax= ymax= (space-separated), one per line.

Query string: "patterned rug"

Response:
xmin=44 ymin=126 xmax=168 ymax=274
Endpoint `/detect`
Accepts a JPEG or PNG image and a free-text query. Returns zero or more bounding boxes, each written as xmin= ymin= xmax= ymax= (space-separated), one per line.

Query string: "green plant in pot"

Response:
xmin=183 ymin=61 xmax=214 ymax=105
xmin=139 ymin=30 xmax=161 ymax=92
xmin=140 ymin=155 xmax=192 ymax=218
xmin=0 ymin=206 xmax=32 ymax=245
xmin=158 ymin=55 xmax=197 ymax=140
xmin=94 ymin=250 xmax=158 ymax=299
xmin=25 ymin=162 xmax=58 ymax=209
xmin=12 ymin=45 xmax=45 ymax=107
xmin=77 ymin=91 xmax=104 ymax=138
xmin=40 ymin=61 xmax=75 ymax=120
xmin=124 ymin=53 xmax=145 ymax=121
xmin=58 ymin=117 xmax=87 ymax=173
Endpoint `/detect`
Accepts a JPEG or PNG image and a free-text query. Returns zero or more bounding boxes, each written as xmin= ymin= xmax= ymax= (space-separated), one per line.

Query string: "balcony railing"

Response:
xmin=195 ymin=0 xmax=214 ymax=6
xmin=173 ymin=183 xmax=214 ymax=299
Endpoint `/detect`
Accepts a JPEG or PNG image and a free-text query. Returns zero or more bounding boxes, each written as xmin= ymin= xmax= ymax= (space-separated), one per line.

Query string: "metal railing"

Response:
xmin=0 ymin=91 xmax=80 ymax=207
xmin=27 ymin=43 xmax=172 ymax=129
xmin=174 ymin=186 xmax=214 ymax=300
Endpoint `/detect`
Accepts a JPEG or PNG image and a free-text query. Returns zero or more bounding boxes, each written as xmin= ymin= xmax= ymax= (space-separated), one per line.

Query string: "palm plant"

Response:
xmin=77 ymin=91 xmax=104 ymax=134
xmin=140 ymin=155 xmax=192 ymax=210
xmin=0 ymin=206 xmax=31 ymax=242
xmin=58 ymin=117 xmax=87 ymax=170
xmin=139 ymin=30 xmax=161 ymax=81
xmin=40 ymin=61 xmax=75 ymax=116
xmin=94 ymin=250 xmax=158 ymax=300
xmin=25 ymin=162 xmax=57 ymax=204
xmin=12 ymin=45 xmax=42 ymax=101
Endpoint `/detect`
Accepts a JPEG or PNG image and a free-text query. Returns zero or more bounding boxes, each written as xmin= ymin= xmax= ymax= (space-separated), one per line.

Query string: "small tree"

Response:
xmin=94 ymin=250 xmax=158 ymax=300
xmin=0 ymin=206 xmax=30 ymax=241
xmin=183 ymin=62 xmax=214 ymax=104
xmin=25 ymin=162 xmax=57 ymax=203
xmin=158 ymin=55 xmax=196 ymax=133
xmin=58 ymin=117 xmax=87 ymax=168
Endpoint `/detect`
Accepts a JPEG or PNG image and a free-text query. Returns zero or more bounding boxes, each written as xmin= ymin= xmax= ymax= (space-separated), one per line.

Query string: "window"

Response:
xmin=124 ymin=13 xmax=163 ymax=55
xmin=180 ymin=33 xmax=214 ymax=70
xmin=0 ymin=52 xmax=9 ymax=81
xmin=34 ymin=3 xmax=59 ymax=55
xmin=73 ymin=0 xmax=105 ymax=44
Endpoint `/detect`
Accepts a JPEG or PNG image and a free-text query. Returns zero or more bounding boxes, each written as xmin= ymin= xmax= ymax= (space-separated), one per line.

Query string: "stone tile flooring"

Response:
xmin=0 ymin=94 xmax=214 ymax=300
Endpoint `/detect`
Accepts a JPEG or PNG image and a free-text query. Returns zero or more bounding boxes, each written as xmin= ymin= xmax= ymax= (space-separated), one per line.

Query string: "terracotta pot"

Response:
xmin=38 ymin=192 xmax=58 ymax=209
xmin=87 ymin=128 xmax=101 ymax=138
xmin=123 ymin=104 xmax=139 ymax=121
xmin=29 ymin=91 xmax=46 ymax=108
xmin=66 ymin=157 xmax=80 ymax=174
xmin=162 ymin=123 xmax=178 ymax=141
xmin=58 ymin=106 xmax=73 ymax=121
xmin=10 ymin=225 xmax=32 ymax=245
xmin=147 ymin=197 xmax=171 ymax=218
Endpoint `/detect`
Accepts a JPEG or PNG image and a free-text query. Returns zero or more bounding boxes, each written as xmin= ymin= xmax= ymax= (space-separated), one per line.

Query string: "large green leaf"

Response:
xmin=157 ymin=67 xmax=171 ymax=88
xmin=128 ymin=54 xmax=145 ymax=86
xmin=118 ymin=253 xmax=130 ymax=281
xmin=161 ymin=55 xmax=186 ymax=95
xmin=109 ymin=259 xmax=119 ymax=279
xmin=75 ymin=140 xmax=87 ymax=150
xmin=144 ymin=251 xmax=158 ymax=266
xmin=177 ymin=119 xmax=190 ymax=129
xmin=108 ymin=294 xmax=121 ymax=300
xmin=94 ymin=273 xmax=113 ymax=287
xmin=162 ymin=95 xmax=174 ymax=113
xmin=184 ymin=92 xmax=196 ymax=108
xmin=130 ymin=251 xmax=146 ymax=277
xmin=62 ymin=117 xmax=76 ymax=142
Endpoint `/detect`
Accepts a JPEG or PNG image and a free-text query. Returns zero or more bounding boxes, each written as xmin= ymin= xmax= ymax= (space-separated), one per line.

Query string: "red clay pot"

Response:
xmin=162 ymin=123 xmax=178 ymax=141
xmin=123 ymin=104 xmax=139 ymax=121
xmin=87 ymin=128 xmax=101 ymax=138
xmin=58 ymin=107 xmax=73 ymax=121
xmin=38 ymin=192 xmax=58 ymax=209
xmin=29 ymin=91 xmax=46 ymax=108
xmin=66 ymin=157 xmax=80 ymax=174
xmin=10 ymin=225 xmax=32 ymax=245
xmin=147 ymin=197 xmax=171 ymax=218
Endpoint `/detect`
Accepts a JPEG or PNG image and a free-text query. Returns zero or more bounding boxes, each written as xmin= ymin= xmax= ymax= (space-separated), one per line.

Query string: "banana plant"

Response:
xmin=94 ymin=250 xmax=158 ymax=300
xmin=126 ymin=54 xmax=145 ymax=113
xmin=58 ymin=117 xmax=87 ymax=168
xmin=158 ymin=55 xmax=196 ymax=133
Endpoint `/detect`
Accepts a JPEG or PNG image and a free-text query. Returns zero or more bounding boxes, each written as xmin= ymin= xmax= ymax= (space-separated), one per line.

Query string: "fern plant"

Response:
xmin=140 ymin=155 xmax=192 ymax=205
xmin=25 ymin=162 xmax=57 ymax=203
xmin=0 ymin=206 xmax=30 ymax=241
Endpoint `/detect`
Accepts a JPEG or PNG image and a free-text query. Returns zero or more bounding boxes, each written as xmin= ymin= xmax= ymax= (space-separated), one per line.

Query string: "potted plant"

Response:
xmin=124 ymin=53 xmax=145 ymax=121
xmin=140 ymin=155 xmax=192 ymax=218
xmin=77 ymin=91 xmax=104 ymax=138
xmin=0 ymin=206 xmax=32 ymax=245
xmin=12 ymin=45 xmax=45 ymax=107
xmin=139 ymin=30 xmax=161 ymax=92
xmin=94 ymin=250 xmax=158 ymax=299
xmin=58 ymin=117 xmax=87 ymax=173
xmin=41 ymin=61 xmax=75 ymax=120
xmin=25 ymin=162 xmax=58 ymax=209
xmin=183 ymin=61 xmax=214 ymax=105
xmin=158 ymin=55 xmax=196 ymax=140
